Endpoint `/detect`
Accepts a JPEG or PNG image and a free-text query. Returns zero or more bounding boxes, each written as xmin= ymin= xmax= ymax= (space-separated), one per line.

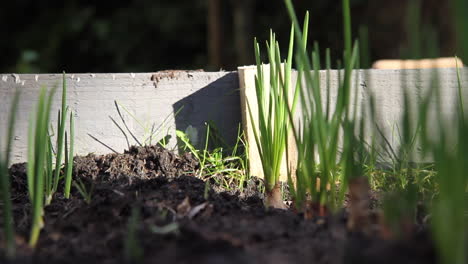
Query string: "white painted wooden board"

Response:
xmin=2 ymin=67 xmax=467 ymax=174
xmin=239 ymin=66 xmax=468 ymax=181
xmin=0 ymin=72 xmax=241 ymax=164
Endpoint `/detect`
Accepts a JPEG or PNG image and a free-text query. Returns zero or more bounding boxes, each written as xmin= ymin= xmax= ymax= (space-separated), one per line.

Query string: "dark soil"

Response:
xmin=1 ymin=145 xmax=436 ymax=264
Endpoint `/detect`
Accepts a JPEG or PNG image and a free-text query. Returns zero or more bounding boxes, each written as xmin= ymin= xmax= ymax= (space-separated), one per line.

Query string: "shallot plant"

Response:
xmin=417 ymin=63 xmax=468 ymax=264
xmin=52 ymin=72 xmax=72 ymax=201
xmin=283 ymin=0 xmax=361 ymax=214
xmin=424 ymin=34 xmax=468 ymax=264
xmin=375 ymin=1 xmax=468 ymax=251
xmin=27 ymin=84 xmax=57 ymax=247
xmin=27 ymin=72 xmax=74 ymax=247
xmin=64 ymin=112 xmax=75 ymax=199
xmin=248 ymin=24 xmax=298 ymax=209
xmin=0 ymin=89 xmax=20 ymax=258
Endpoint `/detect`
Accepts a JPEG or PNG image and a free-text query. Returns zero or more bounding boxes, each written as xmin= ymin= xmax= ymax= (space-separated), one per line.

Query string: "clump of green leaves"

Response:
xmin=27 ymin=72 xmax=75 ymax=247
xmin=423 ymin=64 xmax=468 ymax=264
xmin=27 ymin=84 xmax=57 ymax=247
xmin=283 ymin=0 xmax=361 ymax=215
xmin=378 ymin=88 xmax=422 ymax=238
xmin=50 ymin=72 xmax=71 ymax=202
xmin=249 ymin=21 xmax=298 ymax=209
xmin=0 ymin=89 xmax=20 ymax=258
xmin=372 ymin=0 xmax=467 ymax=248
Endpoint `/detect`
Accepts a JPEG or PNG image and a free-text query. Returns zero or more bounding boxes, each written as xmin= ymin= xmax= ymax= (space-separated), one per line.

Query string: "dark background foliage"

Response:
xmin=0 ymin=0 xmax=456 ymax=73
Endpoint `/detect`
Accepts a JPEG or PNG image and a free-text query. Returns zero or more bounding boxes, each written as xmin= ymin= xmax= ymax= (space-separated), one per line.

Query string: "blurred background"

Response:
xmin=0 ymin=0 xmax=459 ymax=73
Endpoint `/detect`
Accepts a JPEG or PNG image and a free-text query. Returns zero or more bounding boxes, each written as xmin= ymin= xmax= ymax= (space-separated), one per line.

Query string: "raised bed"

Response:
xmin=0 ymin=68 xmax=466 ymax=263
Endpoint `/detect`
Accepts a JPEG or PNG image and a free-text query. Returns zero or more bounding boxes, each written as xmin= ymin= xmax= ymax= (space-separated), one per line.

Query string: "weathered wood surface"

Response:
xmin=1 ymin=68 xmax=467 ymax=179
xmin=239 ymin=66 xmax=468 ymax=180
xmin=372 ymin=57 xmax=464 ymax=69
xmin=0 ymin=72 xmax=241 ymax=164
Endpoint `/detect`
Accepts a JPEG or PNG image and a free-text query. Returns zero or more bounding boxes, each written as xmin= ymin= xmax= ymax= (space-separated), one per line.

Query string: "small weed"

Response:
xmin=177 ymin=122 xmax=248 ymax=191
xmin=113 ymin=101 xmax=183 ymax=148
xmin=73 ymin=179 xmax=94 ymax=205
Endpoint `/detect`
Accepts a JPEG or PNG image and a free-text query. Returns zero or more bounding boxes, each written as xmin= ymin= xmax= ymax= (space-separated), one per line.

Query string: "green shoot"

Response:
xmin=377 ymin=85 xmax=421 ymax=239
xmin=451 ymin=0 xmax=468 ymax=62
xmin=73 ymin=179 xmax=93 ymax=205
xmin=204 ymin=180 xmax=210 ymax=200
xmin=44 ymin=133 xmax=54 ymax=202
xmin=358 ymin=25 xmax=371 ymax=68
xmin=124 ymin=207 xmax=144 ymax=263
xmin=176 ymin=127 xmax=206 ymax=177
xmin=113 ymin=101 xmax=183 ymax=147
xmin=0 ymin=89 xmax=20 ymax=258
xmin=376 ymin=1 xmax=443 ymax=240
xmin=456 ymin=56 xmax=464 ymax=118
xmin=234 ymin=124 xmax=249 ymax=191
xmin=36 ymin=72 xmax=74 ymax=205
xmin=27 ymin=85 xmax=57 ymax=247
xmin=26 ymin=72 xmax=73 ymax=247
xmin=51 ymin=72 xmax=69 ymax=196
xmin=113 ymin=101 xmax=142 ymax=147
xmin=283 ymin=12 xmax=310 ymax=212
xmin=380 ymin=86 xmax=421 ymax=237
xmin=64 ymin=111 xmax=75 ymax=198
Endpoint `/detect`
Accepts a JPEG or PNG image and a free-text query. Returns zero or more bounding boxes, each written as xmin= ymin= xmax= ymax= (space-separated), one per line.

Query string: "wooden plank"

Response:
xmin=239 ymin=66 xmax=468 ymax=180
xmin=0 ymin=72 xmax=241 ymax=164
xmin=2 ymin=67 xmax=467 ymax=174
xmin=372 ymin=57 xmax=464 ymax=69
